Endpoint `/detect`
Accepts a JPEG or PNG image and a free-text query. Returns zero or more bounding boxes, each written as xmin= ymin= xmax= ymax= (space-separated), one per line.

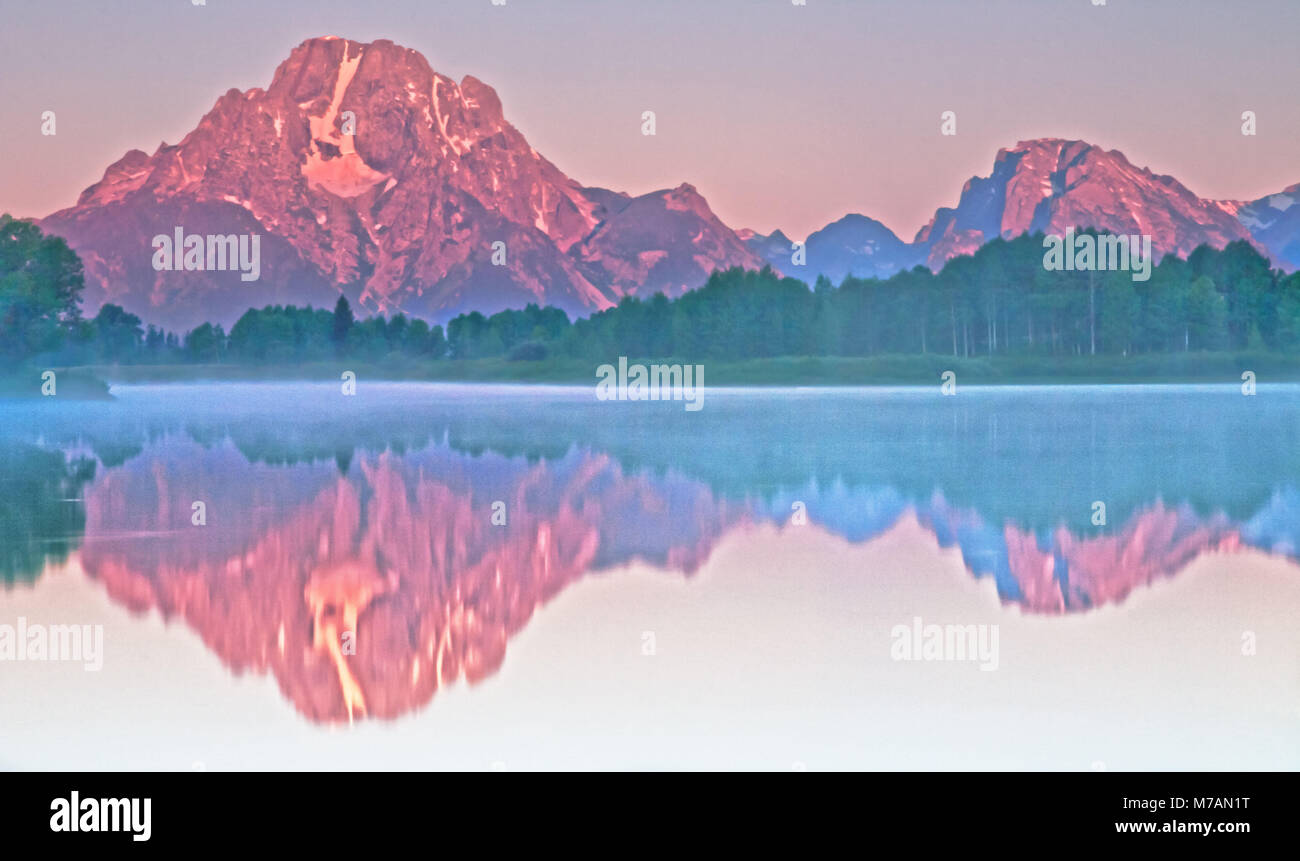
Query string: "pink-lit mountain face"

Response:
xmin=39 ymin=37 xmax=1293 ymax=332
xmin=915 ymin=139 xmax=1260 ymax=270
xmin=40 ymin=37 xmax=762 ymax=330
xmin=745 ymin=138 xmax=1282 ymax=281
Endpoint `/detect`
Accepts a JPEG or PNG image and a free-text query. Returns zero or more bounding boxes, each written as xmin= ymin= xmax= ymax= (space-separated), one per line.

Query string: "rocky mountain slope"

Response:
xmin=746 ymin=139 xmax=1277 ymax=282
xmin=40 ymin=38 xmax=1294 ymax=330
xmin=41 ymin=37 xmax=762 ymax=330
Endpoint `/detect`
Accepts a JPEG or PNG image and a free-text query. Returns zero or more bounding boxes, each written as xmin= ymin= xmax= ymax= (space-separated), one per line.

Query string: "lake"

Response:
xmin=1 ymin=382 xmax=1297 ymax=769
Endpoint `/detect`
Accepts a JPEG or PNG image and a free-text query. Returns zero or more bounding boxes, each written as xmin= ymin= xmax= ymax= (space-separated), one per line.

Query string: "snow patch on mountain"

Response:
xmin=300 ymin=41 xmax=390 ymax=198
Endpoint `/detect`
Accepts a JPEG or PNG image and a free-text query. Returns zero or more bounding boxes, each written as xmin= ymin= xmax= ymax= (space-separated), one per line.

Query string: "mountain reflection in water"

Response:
xmin=2 ymin=383 xmax=1297 ymax=725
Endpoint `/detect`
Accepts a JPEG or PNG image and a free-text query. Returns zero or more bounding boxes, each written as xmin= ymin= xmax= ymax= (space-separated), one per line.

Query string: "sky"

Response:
xmin=1 ymin=0 xmax=1297 ymax=239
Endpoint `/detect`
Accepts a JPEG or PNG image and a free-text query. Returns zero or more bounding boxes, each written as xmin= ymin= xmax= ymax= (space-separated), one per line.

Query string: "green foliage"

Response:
xmin=447 ymin=304 xmax=566 ymax=358
xmin=183 ymin=322 xmax=226 ymax=363
xmin=0 ymin=444 xmax=95 ymax=585
xmin=507 ymin=340 xmax=548 ymax=361
xmin=332 ymin=294 xmax=354 ymax=345
xmin=0 ymin=214 xmax=84 ymax=359
xmin=226 ymin=303 xmax=446 ymax=364
xmin=91 ymin=304 xmax=144 ymax=361
xmin=554 ymin=234 xmax=1286 ymax=361
xmin=2 ymin=216 xmax=1298 ymax=370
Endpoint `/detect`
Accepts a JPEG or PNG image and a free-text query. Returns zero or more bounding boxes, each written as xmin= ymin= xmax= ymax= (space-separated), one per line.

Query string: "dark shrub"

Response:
xmin=507 ymin=340 xmax=548 ymax=361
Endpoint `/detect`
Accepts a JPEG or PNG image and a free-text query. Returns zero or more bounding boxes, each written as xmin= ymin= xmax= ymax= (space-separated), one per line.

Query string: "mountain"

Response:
xmin=742 ymin=214 xmax=925 ymax=283
xmin=39 ymin=53 xmax=1295 ymax=332
xmin=40 ymin=37 xmax=762 ymax=330
xmin=735 ymin=227 xmax=793 ymax=265
xmin=1225 ymin=182 xmax=1300 ymax=271
xmin=751 ymin=138 xmax=1279 ymax=285
xmin=915 ymin=138 xmax=1258 ymax=270
xmin=571 ymin=183 xmax=759 ymax=301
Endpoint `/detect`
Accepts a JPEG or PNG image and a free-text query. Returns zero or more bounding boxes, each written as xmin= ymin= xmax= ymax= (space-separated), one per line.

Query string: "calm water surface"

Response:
xmin=1 ymin=383 xmax=1297 ymax=769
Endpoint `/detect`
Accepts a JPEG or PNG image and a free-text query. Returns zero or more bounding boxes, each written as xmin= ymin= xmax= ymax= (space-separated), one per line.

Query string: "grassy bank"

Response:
xmin=50 ymin=351 xmax=1300 ymax=387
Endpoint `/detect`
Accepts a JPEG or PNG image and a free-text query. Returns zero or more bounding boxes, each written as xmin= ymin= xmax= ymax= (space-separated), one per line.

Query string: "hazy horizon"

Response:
xmin=2 ymin=0 xmax=1298 ymax=238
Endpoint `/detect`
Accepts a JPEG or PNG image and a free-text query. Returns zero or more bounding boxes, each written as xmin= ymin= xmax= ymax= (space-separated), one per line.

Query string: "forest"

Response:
xmin=4 ymin=214 xmax=1299 ymax=369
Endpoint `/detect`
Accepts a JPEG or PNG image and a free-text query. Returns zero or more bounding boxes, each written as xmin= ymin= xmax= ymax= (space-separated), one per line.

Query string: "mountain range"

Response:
xmin=37 ymin=36 xmax=1300 ymax=331
xmin=744 ymin=138 xmax=1296 ymax=281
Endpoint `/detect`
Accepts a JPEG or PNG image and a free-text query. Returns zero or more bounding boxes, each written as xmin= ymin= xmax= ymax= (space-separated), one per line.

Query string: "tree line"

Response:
xmin=5 ymin=213 xmax=1299 ymax=367
xmin=561 ymin=234 xmax=1299 ymax=361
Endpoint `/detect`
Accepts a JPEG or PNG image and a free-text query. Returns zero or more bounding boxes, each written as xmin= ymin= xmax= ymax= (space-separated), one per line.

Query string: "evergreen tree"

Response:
xmin=332 ymin=294 xmax=355 ymax=346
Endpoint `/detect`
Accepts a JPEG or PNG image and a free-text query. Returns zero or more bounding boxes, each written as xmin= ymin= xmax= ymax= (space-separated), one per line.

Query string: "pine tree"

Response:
xmin=332 ymin=295 xmax=354 ymax=346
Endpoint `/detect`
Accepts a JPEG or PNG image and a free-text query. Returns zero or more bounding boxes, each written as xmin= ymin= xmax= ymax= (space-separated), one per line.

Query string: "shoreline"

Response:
xmin=6 ymin=352 xmax=1300 ymax=394
xmin=58 ymin=352 xmax=1300 ymax=388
